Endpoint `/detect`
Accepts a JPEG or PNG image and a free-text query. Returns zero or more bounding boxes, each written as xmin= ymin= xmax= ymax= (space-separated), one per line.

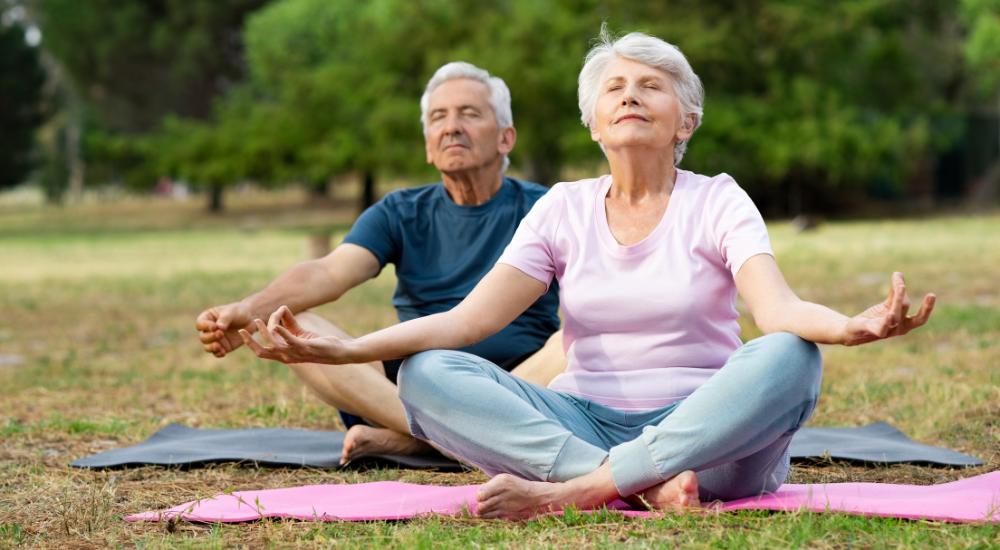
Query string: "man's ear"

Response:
xmin=425 ymin=135 xmax=434 ymax=165
xmin=498 ymin=126 xmax=517 ymax=156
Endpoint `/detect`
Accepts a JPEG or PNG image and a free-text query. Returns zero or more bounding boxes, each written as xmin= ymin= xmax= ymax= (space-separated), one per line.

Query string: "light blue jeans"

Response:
xmin=398 ymin=332 xmax=822 ymax=501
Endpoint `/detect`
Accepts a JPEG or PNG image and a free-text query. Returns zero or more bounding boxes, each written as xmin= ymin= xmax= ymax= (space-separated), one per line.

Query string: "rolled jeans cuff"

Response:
xmin=609 ymin=435 xmax=662 ymax=497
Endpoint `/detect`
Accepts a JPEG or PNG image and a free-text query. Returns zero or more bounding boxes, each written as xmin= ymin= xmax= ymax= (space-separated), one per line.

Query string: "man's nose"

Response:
xmin=442 ymin=114 xmax=464 ymax=135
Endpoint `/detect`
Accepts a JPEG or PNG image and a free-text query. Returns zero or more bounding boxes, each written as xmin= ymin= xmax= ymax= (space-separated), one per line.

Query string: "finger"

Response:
xmin=279 ymin=306 xmax=303 ymax=332
xmin=268 ymin=308 xmax=283 ymax=332
xmin=216 ymin=308 xmax=236 ymax=331
xmin=198 ymin=330 xmax=218 ymax=344
xmin=887 ymin=272 xmax=906 ymax=328
xmin=195 ymin=310 xmax=217 ymax=332
xmin=239 ymin=328 xmax=268 ymax=356
xmin=259 ymin=317 xmax=289 ymax=348
xmin=906 ymin=293 xmax=936 ymax=330
xmin=253 ymin=318 xmax=274 ymax=347
xmin=273 ymin=325 xmax=303 ymax=346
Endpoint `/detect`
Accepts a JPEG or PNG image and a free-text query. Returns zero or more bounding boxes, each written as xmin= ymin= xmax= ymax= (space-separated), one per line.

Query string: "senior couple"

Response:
xmin=197 ymin=30 xmax=935 ymax=518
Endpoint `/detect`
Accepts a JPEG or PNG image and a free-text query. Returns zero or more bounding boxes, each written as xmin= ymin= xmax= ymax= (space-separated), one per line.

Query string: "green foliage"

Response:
xmin=35 ymin=0 xmax=272 ymax=204
xmin=961 ymin=0 xmax=1000 ymax=96
xmin=31 ymin=0 xmax=993 ymax=212
xmin=0 ymin=22 xmax=45 ymax=189
xmin=37 ymin=0 xmax=270 ymax=131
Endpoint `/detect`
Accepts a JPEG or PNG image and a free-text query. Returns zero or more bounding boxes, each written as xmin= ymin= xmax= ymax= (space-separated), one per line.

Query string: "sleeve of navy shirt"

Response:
xmin=341 ymin=178 xmax=560 ymax=370
xmin=341 ymin=194 xmax=402 ymax=269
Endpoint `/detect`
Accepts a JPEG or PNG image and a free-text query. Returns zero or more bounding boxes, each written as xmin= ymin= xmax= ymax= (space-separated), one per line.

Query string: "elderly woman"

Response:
xmin=242 ymin=31 xmax=935 ymax=518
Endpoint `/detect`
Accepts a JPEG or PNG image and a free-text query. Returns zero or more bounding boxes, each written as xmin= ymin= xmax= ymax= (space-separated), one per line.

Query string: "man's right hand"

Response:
xmin=196 ymin=302 xmax=254 ymax=358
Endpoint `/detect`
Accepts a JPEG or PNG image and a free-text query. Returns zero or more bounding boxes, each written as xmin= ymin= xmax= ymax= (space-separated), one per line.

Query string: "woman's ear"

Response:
xmin=677 ymin=114 xmax=697 ymax=141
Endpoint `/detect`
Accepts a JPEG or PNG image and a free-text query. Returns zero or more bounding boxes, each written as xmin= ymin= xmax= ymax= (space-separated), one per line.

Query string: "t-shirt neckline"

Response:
xmin=436 ymin=177 xmax=515 ymax=216
xmin=595 ymin=170 xmax=686 ymax=257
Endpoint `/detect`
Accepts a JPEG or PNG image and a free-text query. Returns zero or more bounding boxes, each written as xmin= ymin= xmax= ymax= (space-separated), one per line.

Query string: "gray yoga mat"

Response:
xmin=70 ymin=424 xmax=463 ymax=471
xmin=788 ymin=421 xmax=982 ymax=467
xmin=71 ymin=421 xmax=981 ymax=471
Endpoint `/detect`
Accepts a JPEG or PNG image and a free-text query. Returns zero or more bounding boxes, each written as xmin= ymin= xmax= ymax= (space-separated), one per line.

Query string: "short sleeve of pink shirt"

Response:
xmin=498 ymin=170 xmax=773 ymax=411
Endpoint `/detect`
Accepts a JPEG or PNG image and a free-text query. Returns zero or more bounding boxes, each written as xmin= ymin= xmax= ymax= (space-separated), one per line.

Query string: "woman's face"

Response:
xmin=590 ymin=56 xmax=693 ymax=155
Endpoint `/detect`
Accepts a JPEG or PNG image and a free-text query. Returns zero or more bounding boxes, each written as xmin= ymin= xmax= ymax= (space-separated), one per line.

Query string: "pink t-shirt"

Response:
xmin=498 ymin=170 xmax=773 ymax=411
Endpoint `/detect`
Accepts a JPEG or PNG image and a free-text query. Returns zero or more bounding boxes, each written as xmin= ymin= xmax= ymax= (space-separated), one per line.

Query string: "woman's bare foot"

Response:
xmin=630 ymin=470 xmax=700 ymax=512
xmin=476 ymin=474 xmax=563 ymax=519
xmin=340 ymin=425 xmax=433 ymax=465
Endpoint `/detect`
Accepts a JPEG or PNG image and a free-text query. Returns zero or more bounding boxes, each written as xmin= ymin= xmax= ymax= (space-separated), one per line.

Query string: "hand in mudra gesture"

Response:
xmin=239 ymin=305 xmax=347 ymax=364
xmin=843 ymin=272 xmax=936 ymax=346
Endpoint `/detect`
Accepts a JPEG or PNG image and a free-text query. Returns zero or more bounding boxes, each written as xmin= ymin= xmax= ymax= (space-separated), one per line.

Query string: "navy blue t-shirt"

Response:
xmin=342 ymin=177 xmax=560 ymax=368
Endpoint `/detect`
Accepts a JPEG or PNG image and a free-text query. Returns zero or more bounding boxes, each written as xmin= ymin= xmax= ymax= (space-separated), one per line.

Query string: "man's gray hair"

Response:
xmin=420 ymin=62 xmax=513 ymax=172
xmin=578 ymin=27 xmax=704 ymax=166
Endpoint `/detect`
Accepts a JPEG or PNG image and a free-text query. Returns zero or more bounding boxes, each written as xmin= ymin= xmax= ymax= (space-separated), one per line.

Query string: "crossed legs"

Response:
xmin=398 ymin=332 xmax=822 ymax=517
xmin=286 ymin=312 xmax=566 ymax=463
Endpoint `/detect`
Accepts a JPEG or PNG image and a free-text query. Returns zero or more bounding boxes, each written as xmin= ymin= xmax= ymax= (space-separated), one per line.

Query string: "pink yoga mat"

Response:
xmin=127 ymin=471 xmax=1000 ymax=524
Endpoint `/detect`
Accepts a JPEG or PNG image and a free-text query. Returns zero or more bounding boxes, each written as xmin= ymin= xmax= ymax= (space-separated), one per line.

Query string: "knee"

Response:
xmin=755 ymin=332 xmax=823 ymax=396
xmin=397 ymin=350 xmax=483 ymax=404
xmin=397 ymin=350 xmax=449 ymax=400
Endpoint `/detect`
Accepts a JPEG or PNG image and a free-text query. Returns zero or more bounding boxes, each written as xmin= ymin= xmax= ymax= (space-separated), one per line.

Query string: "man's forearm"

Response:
xmin=243 ymin=260 xmax=345 ymax=318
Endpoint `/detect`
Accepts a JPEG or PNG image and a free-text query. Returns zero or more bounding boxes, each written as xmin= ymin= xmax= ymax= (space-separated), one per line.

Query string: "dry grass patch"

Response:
xmin=1 ymin=198 xmax=998 ymax=547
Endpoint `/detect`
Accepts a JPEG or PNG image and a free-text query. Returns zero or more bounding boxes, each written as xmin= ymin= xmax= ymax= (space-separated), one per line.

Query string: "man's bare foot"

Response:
xmin=340 ymin=425 xmax=433 ymax=465
xmin=476 ymin=473 xmax=563 ymax=519
xmin=630 ymin=470 xmax=700 ymax=512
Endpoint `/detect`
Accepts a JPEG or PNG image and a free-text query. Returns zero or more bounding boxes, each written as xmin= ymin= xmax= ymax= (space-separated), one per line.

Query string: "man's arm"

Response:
xmin=196 ymin=243 xmax=381 ymax=357
xmin=241 ymin=264 xmax=547 ymax=365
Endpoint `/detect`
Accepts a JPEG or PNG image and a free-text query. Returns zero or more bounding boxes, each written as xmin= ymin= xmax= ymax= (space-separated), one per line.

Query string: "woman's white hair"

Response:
xmin=420 ymin=62 xmax=513 ymax=172
xmin=578 ymin=27 xmax=704 ymax=166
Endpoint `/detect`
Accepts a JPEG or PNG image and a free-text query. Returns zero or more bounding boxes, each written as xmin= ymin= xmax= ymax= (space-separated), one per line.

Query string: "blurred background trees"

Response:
xmin=0 ymin=15 xmax=44 ymax=192
xmin=2 ymin=0 xmax=998 ymax=216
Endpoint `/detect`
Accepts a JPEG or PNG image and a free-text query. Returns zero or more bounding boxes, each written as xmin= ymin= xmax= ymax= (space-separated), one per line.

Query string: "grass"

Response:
xmin=0 ymin=191 xmax=998 ymax=548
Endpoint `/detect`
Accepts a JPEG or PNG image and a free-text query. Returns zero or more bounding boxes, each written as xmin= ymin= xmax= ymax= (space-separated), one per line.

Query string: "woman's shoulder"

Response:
xmin=680 ymin=170 xmax=739 ymax=190
xmin=680 ymin=170 xmax=752 ymax=204
xmin=550 ymin=175 xmax=608 ymax=200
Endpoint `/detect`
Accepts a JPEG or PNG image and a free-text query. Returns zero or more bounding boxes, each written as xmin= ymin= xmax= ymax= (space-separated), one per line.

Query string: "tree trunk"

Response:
xmin=527 ymin=150 xmax=560 ymax=186
xmin=307 ymin=231 xmax=332 ymax=259
xmin=65 ymin=83 xmax=84 ymax=203
xmin=360 ymin=170 xmax=376 ymax=212
xmin=309 ymin=179 xmax=329 ymax=199
xmin=207 ymin=183 xmax=224 ymax=213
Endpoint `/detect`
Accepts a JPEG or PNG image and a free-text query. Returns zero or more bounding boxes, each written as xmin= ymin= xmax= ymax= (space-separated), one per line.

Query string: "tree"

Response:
xmin=960 ymin=0 xmax=1000 ymax=203
xmin=0 ymin=20 xmax=45 ymax=190
xmin=35 ymin=0 xmax=271 ymax=209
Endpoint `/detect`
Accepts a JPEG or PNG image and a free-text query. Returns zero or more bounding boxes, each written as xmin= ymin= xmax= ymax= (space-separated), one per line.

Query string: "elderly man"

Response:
xmin=195 ymin=62 xmax=563 ymax=463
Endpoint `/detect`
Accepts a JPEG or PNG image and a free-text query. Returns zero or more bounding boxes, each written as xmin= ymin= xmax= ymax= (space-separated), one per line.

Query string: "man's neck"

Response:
xmin=440 ymin=165 xmax=505 ymax=206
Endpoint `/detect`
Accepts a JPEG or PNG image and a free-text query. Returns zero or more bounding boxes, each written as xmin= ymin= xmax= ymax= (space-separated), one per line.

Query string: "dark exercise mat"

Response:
xmin=789 ymin=422 xmax=982 ymax=467
xmin=71 ymin=421 xmax=981 ymax=471
xmin=70 ymin=424 xmax=463 ymax=471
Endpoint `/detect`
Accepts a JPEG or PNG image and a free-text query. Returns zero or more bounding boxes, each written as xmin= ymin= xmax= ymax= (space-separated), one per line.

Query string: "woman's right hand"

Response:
xmin=239 ymin=305 xmax=353 ymax=364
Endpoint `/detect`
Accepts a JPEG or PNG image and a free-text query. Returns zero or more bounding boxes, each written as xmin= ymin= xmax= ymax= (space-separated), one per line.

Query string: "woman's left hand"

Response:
xmin=239 ymin=305 xmax=350 ymax=364
xmin=842 ymin=272 xmax=936 ymax=346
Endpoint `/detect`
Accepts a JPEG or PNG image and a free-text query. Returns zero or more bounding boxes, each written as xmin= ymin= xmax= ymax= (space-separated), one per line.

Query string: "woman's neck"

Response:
xmin=605 ymin=146 xmax=677 ymax=202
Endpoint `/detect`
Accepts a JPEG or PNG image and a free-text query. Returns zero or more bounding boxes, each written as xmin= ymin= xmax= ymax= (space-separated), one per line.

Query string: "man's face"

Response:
xmin=424 ymin=78 xmax=514 ymax=174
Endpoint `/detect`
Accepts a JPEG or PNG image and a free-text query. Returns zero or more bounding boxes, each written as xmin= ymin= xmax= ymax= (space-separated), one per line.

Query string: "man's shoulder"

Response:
xmin=380 ymin=181 xmax=443 ymax=206
xmin=506 ymin=177 xmax=549 ymax=196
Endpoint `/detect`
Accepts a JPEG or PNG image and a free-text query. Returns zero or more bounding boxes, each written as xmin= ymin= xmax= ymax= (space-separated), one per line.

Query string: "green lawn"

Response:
xmin=0 ymin=194 xmax=997 ymax=548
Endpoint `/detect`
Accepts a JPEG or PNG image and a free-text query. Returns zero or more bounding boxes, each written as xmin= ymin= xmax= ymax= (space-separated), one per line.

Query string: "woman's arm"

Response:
xmin=735 ymin=254 xmax=936 ymax=345
xmin=240 ymin=264 xmax=548 ymax=364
